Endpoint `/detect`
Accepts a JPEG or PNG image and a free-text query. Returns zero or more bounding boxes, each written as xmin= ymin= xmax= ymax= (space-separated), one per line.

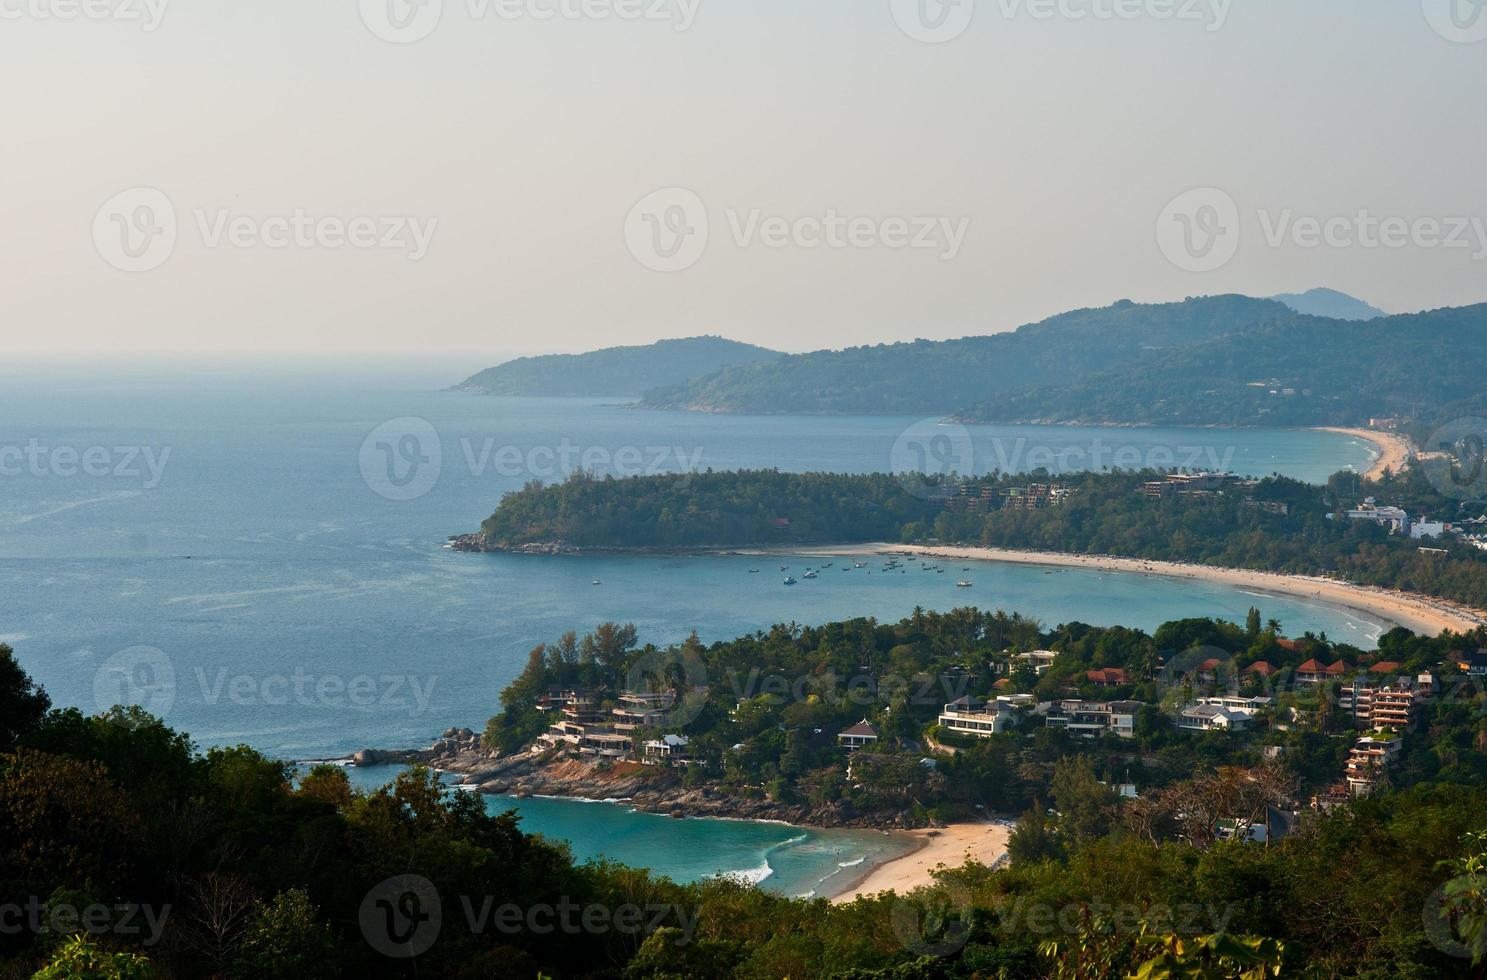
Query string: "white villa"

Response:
xmin=937 ymin=695 xmax=1026 ymax=737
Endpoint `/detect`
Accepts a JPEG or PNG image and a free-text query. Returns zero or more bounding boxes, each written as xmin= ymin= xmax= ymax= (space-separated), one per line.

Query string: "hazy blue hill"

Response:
xmin=962 ymin=304 xmax=1487 ymax=427
xmin=639 ymin=295 xmax=1290 ymax=415
xmin=454 ymin=336 xmax=781 ymax=397
xmin=1271 ymin=287 xmax=1385 ymax=321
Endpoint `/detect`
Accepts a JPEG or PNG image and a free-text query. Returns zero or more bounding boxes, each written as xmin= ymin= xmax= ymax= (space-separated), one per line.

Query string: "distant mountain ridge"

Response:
xmin=639 ymin=295 xmax=1291 ymax=416
xmin=454 ymin=336 xmax=781 ymax=397
xmin=959 ymin=304 xmax=1487 ymax=428
xmin=1270 ymin=288 xmax=1385 ymax=321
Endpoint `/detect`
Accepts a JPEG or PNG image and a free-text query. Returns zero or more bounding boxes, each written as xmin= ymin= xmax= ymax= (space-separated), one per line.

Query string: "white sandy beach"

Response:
xmin=831 ymin=822 xmax=1011 ymax=903
xmin=784 ymin=544 xmax=1486 ymax=637
xmin=1315 ymin=426 xmax=1414 ymax=481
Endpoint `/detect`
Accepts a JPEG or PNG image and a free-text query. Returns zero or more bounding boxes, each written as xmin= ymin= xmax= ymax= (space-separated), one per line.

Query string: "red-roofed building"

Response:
xmin=1086 ymin=667 xmax=1128 ymax=687
xmin=1244 ymin=661 xmax=1277 ymax=677
xmin=1297 ymin=659 xmax=1351 ymax=684
xmin=1295 ymin=659 xmax=1328 ymax=684
xmin=1369 ymin=661 xmax=1402 ymax=675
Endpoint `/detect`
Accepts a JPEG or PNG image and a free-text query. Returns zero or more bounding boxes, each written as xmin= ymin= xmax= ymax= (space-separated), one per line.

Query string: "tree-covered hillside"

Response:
xmin=961 ymin=304 xmax=1487 ymax=427
xmin=470 ymin=465 xmax=1487 ymax=610
xmin=639 ymin=295 xmax=1289 ymax=415
xmin=477 ymin=470 xmax=942 ymax=549
xmin=454 ymin=336 xmax=781 ymax=397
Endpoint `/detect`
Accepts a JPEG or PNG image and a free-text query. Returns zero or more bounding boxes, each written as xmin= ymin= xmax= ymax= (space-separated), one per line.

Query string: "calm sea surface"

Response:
xmin=2 ymin=363 xmax=1379 ymax=890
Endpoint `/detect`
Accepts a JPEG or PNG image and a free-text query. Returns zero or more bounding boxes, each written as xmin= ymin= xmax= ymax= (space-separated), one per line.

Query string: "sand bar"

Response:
xmin=1315 ymin=426 xmax=1414 ymax=481
xmin=773 ymin=544 xmax=1486 ymax=637
xmin=831 ymin=821 xmax=1011 ymax=903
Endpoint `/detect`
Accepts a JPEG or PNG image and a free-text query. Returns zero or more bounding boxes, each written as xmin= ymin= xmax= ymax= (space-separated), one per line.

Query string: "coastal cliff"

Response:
xmin=356 ymin=734 xmax=934 ymax=831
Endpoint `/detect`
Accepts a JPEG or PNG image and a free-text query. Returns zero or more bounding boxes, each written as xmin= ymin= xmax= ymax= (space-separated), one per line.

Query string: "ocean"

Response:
xmin=2 ymin=361 xmax=1380 ymax=892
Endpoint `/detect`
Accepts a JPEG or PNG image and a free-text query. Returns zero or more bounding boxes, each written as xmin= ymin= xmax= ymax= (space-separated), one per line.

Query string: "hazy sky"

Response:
xmin=4 ymin=0 xmax=1485 ymax=359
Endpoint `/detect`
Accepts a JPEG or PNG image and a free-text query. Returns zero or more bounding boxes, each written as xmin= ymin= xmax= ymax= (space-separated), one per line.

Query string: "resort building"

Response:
xmin=1345 ymin=734 xmax=1402 ymax=796
xmin=1368 ymin=688 xmax=1420 ymax=731
xmin=837 ymin=719 xmax=880 ymax=751
xmin=1341 ymin=498 xmax=1410 ymax=535
xmin=1014 ymin=650 xmax=1060 ymax=675
xmin=1174 ymin=693 xmax=1271 ymax=734
xmin=999 ymin=483 xmax=1073 ymax=511
xmin=937 ymin=696 xmax=1023 ymax=737
xmin=611 ymin=692 xmax=673 ymax=732
xmin=1142 ymin=472 xmax=1242 ymax=498
xmin=641 ymin=734 xmax=692 ymax=766
xmin=1042 ymin=699 xmax=1142 ymax=739
xmin=1295 ymin=659 xmax=1351 ymax=685
xmin=1085 ymin=667 xmax=1128 ymax=687
xmin=534 ymin=688 xmax=684 ymax=760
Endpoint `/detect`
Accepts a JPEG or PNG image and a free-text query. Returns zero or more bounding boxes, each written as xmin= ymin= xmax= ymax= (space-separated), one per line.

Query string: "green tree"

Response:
xmin=231 ymin=889 xmax=337 ymax=980
xmin=0 ymin=643 xmax=50 ymax=752
xmin=31 ymin=935 xmax=156 ymax=980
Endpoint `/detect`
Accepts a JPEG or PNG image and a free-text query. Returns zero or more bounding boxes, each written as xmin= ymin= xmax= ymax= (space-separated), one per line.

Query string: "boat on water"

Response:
xmin=780 ymin=565 xmax=789 ymax=571
xmin=783 ymin=576 xmax=797 ymax=585
xmin=748 ymin=569 xmax=759 ymax=573
xmin=803 ymin=570 xmax=818 ymax=579
xmin=592 ymin=580 xmax=602 ymax=585
xmin=956 ymin=580 xmax=973 ymax=588
xmin=853 ymin=562 xmax=867 ymax=568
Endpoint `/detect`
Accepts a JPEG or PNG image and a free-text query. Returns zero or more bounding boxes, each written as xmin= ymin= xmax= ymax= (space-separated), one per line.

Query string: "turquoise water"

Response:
xmin=342 ymin=765 xmax=916 ymax=898
xmin=0 ymin=364 xmax=1381 ymax=760
xmin=0 ymin=362 xmax=1383 ymax=895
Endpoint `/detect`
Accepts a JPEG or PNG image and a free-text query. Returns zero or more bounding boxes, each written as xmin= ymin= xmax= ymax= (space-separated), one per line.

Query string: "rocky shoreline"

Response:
xmin=351 ymin=730 xmax=934 ymax=831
